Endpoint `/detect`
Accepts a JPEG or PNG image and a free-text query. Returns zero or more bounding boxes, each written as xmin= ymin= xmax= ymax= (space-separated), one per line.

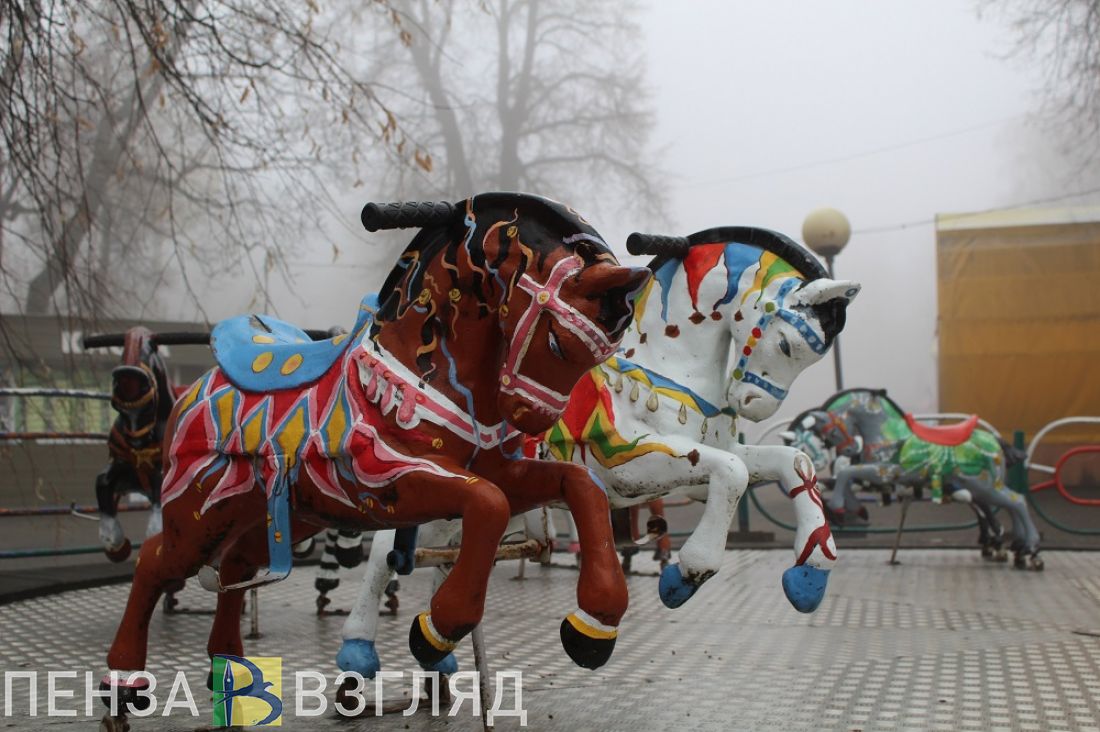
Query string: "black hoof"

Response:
xmin=408 ymin=614 xmax=457 ymax=668
xmin=104 ymin=539 xmax=132 ymax=563
xmin=99 ymin=678 xmax=152 ymax=713
xmin=560 ymin=617 xmax=616 ymax=670
xmin=1013 ymin=554 xmax=1027 ymax=570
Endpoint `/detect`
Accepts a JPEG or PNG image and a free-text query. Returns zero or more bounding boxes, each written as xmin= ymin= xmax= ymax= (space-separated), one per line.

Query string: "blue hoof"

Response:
xmin=782 ymin=565 xmax=830 ymax=613
xmin=336 ymin=639 xmax=381 ymax=678
xmin=421 ymin=653 xmax=458 ymax=676
xmin=658 ymin=564 xmax=698 ymax=609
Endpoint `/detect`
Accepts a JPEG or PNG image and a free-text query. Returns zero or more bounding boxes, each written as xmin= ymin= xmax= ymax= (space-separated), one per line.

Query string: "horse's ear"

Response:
xmin=579 ymin=264 xmax=650 ymax=294
xmin=577 ymin=264 xmax=651 ymax=336
xmin=791 ymin=279 xmax=861 ymax=307
xmin=778 ymin=430 xmax=796 ymax=444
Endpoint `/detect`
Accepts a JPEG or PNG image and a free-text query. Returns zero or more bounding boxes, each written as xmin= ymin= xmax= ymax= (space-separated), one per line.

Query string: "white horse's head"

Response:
xmin=624 ymin=227 xmax=859 ymax=423
xmin=727 ymin=278 xmax=860 ymax=420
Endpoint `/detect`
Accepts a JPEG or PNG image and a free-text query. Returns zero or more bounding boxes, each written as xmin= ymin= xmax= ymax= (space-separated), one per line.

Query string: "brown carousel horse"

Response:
xmin=101 ymin=193 xmax=650 ymax=709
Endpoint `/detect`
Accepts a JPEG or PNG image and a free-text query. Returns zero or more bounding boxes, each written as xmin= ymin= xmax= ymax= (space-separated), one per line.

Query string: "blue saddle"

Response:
xmin=212 ymin=295 xmax=378 ymax=392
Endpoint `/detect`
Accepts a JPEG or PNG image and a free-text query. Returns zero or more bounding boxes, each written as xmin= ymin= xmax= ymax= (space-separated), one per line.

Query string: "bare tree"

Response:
xmin=984 ymin=0 xmax=1100 ymax=158
xmin=367 ymin=0 xmax=665 ymax=224
xmin=0 ymin=0 xmax=415 ymax=319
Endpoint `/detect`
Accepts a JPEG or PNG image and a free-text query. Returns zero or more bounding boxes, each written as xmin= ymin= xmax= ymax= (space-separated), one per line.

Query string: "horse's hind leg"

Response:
xmin=968 ymin=498 xmax=1005 ymax=561
xmin=338 ymin=529 xmax=396 ymax=679
xmin=959 ymin=475 xmax=1041 ymax=569
xmin=205 ymin=529 xmax=266 ymax=667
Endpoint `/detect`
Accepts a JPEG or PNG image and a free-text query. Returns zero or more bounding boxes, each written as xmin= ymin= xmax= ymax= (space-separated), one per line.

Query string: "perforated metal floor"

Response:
xmin=2 ymin=549 xmax=1099 ymax=731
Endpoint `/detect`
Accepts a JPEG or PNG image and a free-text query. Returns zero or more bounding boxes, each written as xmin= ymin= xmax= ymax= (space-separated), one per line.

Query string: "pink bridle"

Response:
xmin=500 ymin=255 xmax=618 ymax=415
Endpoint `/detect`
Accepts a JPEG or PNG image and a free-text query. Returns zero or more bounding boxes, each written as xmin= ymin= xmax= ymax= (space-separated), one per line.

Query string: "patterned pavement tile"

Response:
xmin=0 ymin=548 xmax=1098 ymax=730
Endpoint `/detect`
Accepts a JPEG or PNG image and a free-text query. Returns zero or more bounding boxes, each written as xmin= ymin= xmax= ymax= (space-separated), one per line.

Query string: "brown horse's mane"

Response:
xmin=374 ymin=193 xmax=610 ymax=322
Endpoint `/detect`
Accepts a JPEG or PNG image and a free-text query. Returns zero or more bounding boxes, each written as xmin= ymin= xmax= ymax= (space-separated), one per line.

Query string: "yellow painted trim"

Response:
xmin=418 ymin=613 xmax=457 ymax=651
xmin=566 ymin=612 xmax=618 ymax=640
xmin=252 ymin=334 xmax=275 ymax=344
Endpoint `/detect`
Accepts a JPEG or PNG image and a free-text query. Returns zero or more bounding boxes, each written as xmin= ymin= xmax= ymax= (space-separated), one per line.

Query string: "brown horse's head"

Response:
xmin=370 ymin=193 xmax=649 ymax=434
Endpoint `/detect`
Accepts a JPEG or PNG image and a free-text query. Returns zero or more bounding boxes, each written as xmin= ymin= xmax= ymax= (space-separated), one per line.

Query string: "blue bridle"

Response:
xmin=730 ymin=278 xmax=829 ymax=401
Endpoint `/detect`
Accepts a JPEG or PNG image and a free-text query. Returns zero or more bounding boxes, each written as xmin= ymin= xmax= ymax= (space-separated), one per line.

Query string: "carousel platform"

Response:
xmin=1 ymin=548 xmax=1099 ymax=731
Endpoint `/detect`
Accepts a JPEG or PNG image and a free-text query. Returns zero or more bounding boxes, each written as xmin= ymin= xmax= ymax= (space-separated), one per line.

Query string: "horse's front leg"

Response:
xmin=736 ymin=443 xmax=837 ymax=613
xmin=95 ymin=463 xmax=129 ymax=561
xmin=382 ymin=471 xmax=510 ymax=668
xmin=494 ymin=459 xmax=627 ymax=670
xmin=596 ymin=439 xmax=750 ymax=610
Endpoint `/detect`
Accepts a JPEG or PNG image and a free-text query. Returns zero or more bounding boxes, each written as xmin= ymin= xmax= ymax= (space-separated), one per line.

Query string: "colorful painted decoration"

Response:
xmin=785 ymin=388 xmax=1043 ymax=570
xmin=331 ymin=224 xmax=861 ymax=682
xmin=543 ymin=226 xmax=859 ymax=613
xmin=100 ymin=193 xmax=652 ymax=712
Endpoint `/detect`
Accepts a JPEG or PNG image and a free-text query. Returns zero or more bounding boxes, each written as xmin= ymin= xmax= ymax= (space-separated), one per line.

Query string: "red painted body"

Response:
xmin=104 ymin=194 xmax=649 ymax=677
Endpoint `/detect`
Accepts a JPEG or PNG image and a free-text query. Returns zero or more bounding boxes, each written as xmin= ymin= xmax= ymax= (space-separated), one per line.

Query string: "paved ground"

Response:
xmin=4 ymin=481 xmax=1098 ymax=603
xmin=1 ymin=548 xmax=1099 ymax=731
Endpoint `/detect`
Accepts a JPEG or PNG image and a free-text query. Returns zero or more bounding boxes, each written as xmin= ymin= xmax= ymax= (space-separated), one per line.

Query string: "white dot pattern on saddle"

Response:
xmin=1 ymin=549 xmax=1098 ymax=731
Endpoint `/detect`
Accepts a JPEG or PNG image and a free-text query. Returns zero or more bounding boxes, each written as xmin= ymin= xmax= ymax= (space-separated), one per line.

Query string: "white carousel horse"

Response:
xmin=334 ymin=226 xmax=859 ymax=679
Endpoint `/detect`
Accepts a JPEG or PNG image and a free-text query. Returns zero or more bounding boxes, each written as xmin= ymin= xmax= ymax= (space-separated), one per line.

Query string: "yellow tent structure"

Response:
xmin=936 ymin=207 xmax=1100 ymax=443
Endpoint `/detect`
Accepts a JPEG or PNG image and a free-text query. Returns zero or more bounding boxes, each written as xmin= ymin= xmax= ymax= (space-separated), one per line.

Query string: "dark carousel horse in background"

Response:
xmin=782 ymin=388 xmax=1041 ymax=569
xmin=83 ymin=328 xmax=208 ymax=563
xmin=101 ymin=193 xmax=650 ymax=717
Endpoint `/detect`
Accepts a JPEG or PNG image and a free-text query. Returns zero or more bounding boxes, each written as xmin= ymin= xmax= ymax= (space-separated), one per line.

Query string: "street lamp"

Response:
xmin=802 ymin=207 xmax=851 ymax=392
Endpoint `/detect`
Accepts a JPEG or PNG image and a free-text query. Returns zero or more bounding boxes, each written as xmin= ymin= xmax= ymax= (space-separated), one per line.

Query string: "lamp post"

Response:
xmin=802 ymin=207 xmax=851 ymax=392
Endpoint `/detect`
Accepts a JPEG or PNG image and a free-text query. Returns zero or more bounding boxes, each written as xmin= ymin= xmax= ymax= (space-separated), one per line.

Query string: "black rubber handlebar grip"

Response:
xmin=626 ymin=232 xmax=691 ymax=257
xmin=150 ymin=332 xmax=212 ymax=346
xmin=80 ymin=334 xmax=126 ymax=349
xmin=361 ymin=201 xmax=457 ymax=232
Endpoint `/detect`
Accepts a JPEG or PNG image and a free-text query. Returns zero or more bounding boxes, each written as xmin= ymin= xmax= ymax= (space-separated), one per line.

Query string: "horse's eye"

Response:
xmin=548 ymin=325 xmax=564 ymax=359
xmin=779 ymin=334 xmax=792 ymax=357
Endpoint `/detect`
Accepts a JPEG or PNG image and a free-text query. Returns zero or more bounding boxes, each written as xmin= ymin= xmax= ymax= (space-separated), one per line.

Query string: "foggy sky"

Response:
xmin=161 ymin=0 xmax=1099 ymax=435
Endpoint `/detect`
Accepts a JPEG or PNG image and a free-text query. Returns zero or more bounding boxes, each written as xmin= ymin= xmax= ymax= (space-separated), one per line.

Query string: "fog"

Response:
xmin=243 ymin=0 xmax=1096 ymax=431
xmin=12 ymin=0 xmax=1098 ymax=426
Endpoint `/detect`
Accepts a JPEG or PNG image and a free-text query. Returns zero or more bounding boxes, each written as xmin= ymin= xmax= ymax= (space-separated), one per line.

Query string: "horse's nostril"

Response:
xmin=743 ymin=394 xmax=759 ymax=405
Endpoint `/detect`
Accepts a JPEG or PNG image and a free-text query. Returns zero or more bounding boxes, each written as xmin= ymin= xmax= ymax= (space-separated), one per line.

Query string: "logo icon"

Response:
xmin=211 ymin=655 xmax=283 ymax=726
